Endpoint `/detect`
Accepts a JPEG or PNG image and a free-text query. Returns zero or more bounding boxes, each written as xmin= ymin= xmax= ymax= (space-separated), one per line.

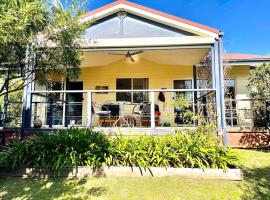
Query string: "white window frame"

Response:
xmin=116 ymin=78 xmax=149 ymax=103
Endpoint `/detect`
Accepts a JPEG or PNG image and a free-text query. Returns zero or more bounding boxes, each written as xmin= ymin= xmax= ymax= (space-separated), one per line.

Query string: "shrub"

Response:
xmin=1 ymin=128 xmax=237 ymax=173
xmin=107 ymin=129 xmax=236 ymax=170
xmin=0 ymin=150 xmax=7 ymax=165
xmin=4 ymin=129 xmax=110 ymax=172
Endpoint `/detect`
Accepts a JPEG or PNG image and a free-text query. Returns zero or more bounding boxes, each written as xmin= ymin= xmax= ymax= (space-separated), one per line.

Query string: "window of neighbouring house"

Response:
xmin=224 ymin=79 xmax=237 ymax=127
xmin=224 ymin=79 xmax=236 ymax=99
xmin=116 ymin=78 xmax=149 ymax=103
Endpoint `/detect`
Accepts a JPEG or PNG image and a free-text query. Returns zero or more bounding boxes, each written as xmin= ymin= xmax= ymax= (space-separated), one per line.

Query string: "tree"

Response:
xmin=248 ymin=63 xmax=270 ymax=101
xmin=248 ymin=63 xmax=270 ymax=128
xmin=0 ymin=90 xmax=22 ymax=126
xmin=0 ymin=0 xmax=89 ymax=97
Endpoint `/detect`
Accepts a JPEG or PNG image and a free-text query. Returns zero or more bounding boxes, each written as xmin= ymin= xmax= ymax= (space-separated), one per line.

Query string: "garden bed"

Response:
xmin=0 ymin=166 xmax=243 ymax=180
xmin=0 ymin=128 xmax=239 ymax=180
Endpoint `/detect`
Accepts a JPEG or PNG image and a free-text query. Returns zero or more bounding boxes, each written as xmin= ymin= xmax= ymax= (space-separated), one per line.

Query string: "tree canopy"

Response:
xmin=0 ymin=0 xmax=89 ymax=97
xmin=248 ymin=63 xmax=270 ymax=101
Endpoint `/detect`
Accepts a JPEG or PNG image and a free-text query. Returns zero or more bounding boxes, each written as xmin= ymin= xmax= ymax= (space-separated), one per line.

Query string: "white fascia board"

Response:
xmin=80 ymin=4 xmax=219 ymax=39
xmin=79 ymin=36 xmax=215 ymax=48
xmin=80 ymin=4 xmax=123 ymax=23
xmin=120 ymin=4 xmax=219 ymax=38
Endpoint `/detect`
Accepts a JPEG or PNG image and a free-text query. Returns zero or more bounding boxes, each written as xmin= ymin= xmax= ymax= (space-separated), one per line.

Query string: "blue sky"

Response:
xmin=64 ymin=0 xmax=270 ymax=55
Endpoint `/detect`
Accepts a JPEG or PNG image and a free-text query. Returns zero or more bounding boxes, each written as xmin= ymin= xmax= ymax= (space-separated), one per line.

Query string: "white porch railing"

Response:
xmin=30 ymin=89 xmax=216 ymax=130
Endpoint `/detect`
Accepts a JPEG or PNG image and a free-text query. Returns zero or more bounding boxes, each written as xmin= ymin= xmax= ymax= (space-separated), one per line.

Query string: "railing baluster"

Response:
xmin=150 ymin=91 xmax=155 ymax=129
xmin=62 ymin=91 xmax=66 ymax=127
xmin=230 ymin=99 xmax=233 ymax=127
xmin=87 ymin=91 xmax=92 ymax=128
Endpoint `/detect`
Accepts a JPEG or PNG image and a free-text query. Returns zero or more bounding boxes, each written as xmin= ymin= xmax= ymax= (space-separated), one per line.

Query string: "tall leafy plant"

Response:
xmin=2 ymin=128 xmax=237 ymax=174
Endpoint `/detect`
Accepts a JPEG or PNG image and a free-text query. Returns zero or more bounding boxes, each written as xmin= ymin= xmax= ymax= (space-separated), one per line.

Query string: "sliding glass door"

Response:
xmin=46 ymin=81 xmax=83 ymax=127
xmin=46 ymin=82 xmax=64 ymax=126
xmin=66 ymin=82 xmax=83 ymax=126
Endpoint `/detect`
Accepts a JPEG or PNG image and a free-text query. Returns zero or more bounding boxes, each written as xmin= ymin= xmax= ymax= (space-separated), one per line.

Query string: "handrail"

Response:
xmin=225 ymin=98 xmax=267 ymax=102
xmin=31 ymin=88 xmax=216 ymax=94
xmin=197 ymin=91 xmax=215 ymax=101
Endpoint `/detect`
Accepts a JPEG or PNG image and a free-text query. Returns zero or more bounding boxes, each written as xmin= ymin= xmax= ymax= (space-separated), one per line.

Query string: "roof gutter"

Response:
xmin=227 ymin=58 xmax=270 ymax=62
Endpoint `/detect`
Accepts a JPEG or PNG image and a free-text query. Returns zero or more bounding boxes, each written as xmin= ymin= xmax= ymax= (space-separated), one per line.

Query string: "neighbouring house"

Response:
xmin=2 ymin=0 xmax=270 ymax=147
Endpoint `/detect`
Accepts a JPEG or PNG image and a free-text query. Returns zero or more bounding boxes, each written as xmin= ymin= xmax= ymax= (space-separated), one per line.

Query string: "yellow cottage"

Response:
xmin=20 ymin=0 xmax=270 ymax=146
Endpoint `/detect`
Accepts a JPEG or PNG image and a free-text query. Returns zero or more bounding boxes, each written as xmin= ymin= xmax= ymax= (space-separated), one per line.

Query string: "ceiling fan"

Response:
xmin=108 ymin=51 xmax=144 ymax=62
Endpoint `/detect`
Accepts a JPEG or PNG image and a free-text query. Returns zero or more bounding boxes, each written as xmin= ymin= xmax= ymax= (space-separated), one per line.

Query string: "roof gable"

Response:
xmin=81 ymin=0 xmax=220 ymax=38
xmin=224 ymin=54 xmax=270 ymax=66
xmin=83 ymin=12 xmax=196 ymax=40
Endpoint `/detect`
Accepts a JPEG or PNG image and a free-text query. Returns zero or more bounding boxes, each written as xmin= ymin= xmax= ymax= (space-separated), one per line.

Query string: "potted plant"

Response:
xmin=33 ymin=116 xmax=42 ymax=128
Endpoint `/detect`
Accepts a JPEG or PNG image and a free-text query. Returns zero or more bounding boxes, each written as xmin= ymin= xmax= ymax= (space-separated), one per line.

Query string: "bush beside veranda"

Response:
xmin=1 ymin=128 xmax=237 ymax=173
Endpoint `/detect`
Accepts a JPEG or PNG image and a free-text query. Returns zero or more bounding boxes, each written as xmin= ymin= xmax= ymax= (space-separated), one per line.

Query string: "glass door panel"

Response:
xmin=66 ymin=82 xmax=83 ymax=125
xmin=46 ymin=82 xmax=64 ymax=126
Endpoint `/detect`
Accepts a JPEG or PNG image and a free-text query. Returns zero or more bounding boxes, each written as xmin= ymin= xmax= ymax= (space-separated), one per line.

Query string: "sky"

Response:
xmin=62 ymin=0 xmax=270 ymax=55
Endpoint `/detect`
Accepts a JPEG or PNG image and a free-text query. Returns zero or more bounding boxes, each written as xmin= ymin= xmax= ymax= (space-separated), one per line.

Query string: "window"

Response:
xmin=116 ymin=78 xmax=149 ymax=103
xmin=116 ymin=78 xmax=132 ymax=102
xmin=224 ymin=79 xmax=236 ymax=99
xmin=174 ymin=80 xmax=193 ymax=101
xmin=224 ymin=79 xmax=237 ymax=127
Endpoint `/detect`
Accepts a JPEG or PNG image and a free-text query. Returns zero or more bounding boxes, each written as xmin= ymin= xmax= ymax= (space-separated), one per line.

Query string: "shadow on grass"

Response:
xmin=239 ymin=131 xmax=270 ymax=148
xmin=241 ymin=166 xmax=270 ymax=200
xmin=0 ymin=177 xmax=106 ymax=200
xmin=88 ymin=186 xmax=107 ymax=196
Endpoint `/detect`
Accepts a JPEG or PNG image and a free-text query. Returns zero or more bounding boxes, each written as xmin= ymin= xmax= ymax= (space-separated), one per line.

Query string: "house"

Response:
xmin=16 ymin=0 xmax=270 ymax=146
xmin=224 ymin=54 xmax=270 ymax=128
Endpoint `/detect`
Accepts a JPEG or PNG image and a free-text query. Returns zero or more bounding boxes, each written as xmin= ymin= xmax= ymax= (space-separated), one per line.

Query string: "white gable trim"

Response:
xmin=81 ymin=4 xmax=123 ymax=23
xmin=79 ymin=36 xmax=215 ymax=48
xmin=81 ymin=3 xmax=219 ymax=38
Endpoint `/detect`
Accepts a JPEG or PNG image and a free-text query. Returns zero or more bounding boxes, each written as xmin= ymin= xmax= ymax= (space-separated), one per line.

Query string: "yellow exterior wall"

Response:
xmin=227 ymin=65 xmax=252 ymax=127
xmin=228 ymin=65 xmax=250 ymax=100
xmin=79 ymin=58 xmax=193 ymax=126
xmin=34 ymin=60 xmax=254 ymax=128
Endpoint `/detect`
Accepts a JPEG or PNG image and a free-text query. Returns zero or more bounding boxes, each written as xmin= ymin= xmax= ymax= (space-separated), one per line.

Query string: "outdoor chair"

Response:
xmin=133 ymin=103 xmax=161 ymax=127
xmin=92 ymin=103 xmax=111 ymax=127
xmin=92 ymin=103 xmax=120 ymax=127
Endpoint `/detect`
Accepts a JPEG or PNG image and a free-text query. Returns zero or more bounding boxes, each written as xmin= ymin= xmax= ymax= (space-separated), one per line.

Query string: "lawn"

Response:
xmin=0 ymin=149 xmax=269 ymax=200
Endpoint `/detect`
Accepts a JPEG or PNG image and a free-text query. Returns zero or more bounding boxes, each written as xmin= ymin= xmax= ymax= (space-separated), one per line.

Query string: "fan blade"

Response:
xmin=131 ymin=51 xmax=144 ymax=55
xmin=130 ymin=56 xmax=135 ymax=62
xmin=108 ymin=53 xmax=126 ymax=56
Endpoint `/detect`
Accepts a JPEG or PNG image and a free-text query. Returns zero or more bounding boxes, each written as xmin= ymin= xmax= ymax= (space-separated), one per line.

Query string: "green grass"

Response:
xmin=0 ymin=149 xmax=270 ymax=200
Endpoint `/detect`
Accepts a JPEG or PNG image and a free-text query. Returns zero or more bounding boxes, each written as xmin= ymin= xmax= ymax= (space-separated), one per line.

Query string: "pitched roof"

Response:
xmin=224 ymin=54 xmax=270 ymax=61
xmin=82 ymin=0 xmax=220 ymax=34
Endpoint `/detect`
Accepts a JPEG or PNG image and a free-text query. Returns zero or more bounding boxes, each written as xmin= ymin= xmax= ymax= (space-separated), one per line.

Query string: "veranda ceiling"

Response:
xmin=81 ymin=48 xmax=210 ymax=67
